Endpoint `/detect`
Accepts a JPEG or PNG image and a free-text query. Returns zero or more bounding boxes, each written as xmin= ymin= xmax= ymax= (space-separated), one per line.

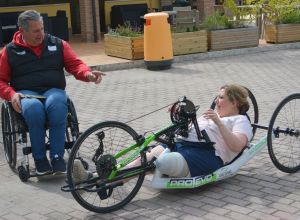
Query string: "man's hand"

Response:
xmin=11 ymin=93 xmax=23 ymax=113
xmin=86 ymin=71 xmax=106 ymax=84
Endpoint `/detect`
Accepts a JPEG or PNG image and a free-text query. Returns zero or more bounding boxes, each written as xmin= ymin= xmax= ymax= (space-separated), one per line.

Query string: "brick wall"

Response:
xmin=196 ymin=0 xmax=214 ymax=21
xmin=79 ymin=0 xmax=101 ymax=42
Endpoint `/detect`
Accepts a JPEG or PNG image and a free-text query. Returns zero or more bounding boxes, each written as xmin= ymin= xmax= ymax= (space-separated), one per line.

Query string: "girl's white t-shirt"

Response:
xmin=178 ymin=115 xmax=253 ymax=164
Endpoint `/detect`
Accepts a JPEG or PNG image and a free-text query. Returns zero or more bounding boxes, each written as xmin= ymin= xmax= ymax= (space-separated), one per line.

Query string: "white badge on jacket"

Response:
xmin=48 ymin=46 xmax=57 ymax=51
xmin=16 ymin=51 xmax=26 ymax=55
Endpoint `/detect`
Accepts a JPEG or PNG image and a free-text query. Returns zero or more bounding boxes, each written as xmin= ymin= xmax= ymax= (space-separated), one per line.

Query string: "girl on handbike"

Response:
xmin=127 ymin=84 xmax=253 ymax=178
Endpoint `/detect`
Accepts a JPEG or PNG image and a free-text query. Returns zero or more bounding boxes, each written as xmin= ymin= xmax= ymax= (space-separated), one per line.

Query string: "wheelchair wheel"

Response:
xmin=210 ymin=86 xmax=259 ymax=137
xmin=68 ymin=98 xmax=79 ymax=137
xmin=1 ymin=103 xmax=17 ymax=169
xmin=67 ymin=121 xmax=146 ymax=213
xmin=268 ymin=93 xmax=300 ymax=173
xmin=17 ymin=165 xmax=30 ymax=182
xmin=65 ymin=98 xmax=80 ymax=145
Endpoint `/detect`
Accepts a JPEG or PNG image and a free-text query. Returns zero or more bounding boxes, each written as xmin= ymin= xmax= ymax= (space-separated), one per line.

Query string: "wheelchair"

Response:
xmin=1 ymin=96 xmax=80 ymax=182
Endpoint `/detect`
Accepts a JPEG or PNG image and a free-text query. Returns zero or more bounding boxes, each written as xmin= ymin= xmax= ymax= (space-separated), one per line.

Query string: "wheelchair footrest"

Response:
xmin=22 ymin=142 xmax=75 ymax=155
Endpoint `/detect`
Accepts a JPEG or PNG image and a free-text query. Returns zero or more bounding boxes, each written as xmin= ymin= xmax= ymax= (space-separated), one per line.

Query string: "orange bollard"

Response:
xmin=144 ymin=12 xmax=173 ymax=70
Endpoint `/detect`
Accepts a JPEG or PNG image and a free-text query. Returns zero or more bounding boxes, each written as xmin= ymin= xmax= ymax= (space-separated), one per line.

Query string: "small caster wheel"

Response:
xmin=18 ymin=166 xmax=29 ymax=182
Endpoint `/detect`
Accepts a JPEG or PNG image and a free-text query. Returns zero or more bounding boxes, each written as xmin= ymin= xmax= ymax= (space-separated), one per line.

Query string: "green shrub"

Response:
xmin=203 ymin=0 xmax=257 ymax=30
xmin=108 ymin=22 xmax=142 ymax=37
xmin=224 ymin=0 xmax=257 ymax=27
xmin=259 ymin=0 xmax=300 ymax=24
xmin=202 ymin=11 xmax=233 ymax=30
xmin=281 ymin=9 xmax=300 ymax=24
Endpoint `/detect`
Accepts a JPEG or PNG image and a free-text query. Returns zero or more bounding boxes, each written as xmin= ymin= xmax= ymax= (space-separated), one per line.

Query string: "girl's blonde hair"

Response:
xmin=221 ymin=84 xmax=249 ymax=114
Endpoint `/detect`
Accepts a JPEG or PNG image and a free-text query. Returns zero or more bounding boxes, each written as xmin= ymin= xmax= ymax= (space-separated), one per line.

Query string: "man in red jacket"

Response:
xmin=0 ymin=10 xmax=106 ymax=175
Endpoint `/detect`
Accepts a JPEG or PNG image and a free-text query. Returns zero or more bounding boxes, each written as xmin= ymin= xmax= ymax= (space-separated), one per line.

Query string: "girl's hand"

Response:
xmin=202 ymin=109 xmax=221 ymax=126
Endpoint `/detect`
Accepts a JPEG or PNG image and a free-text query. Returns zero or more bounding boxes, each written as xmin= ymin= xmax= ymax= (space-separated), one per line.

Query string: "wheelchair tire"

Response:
xmin=267 ymin=93 xmax=300 ymax=173
xmin=210 ymin=86 xmax=259 ymax=138
xmin=67 ymin=121 xmax=146 ymax=213
xmin=65 ymin=98 xmax=80 ymax=145
xmin=1 ymin=103 xmax=17 ymax=169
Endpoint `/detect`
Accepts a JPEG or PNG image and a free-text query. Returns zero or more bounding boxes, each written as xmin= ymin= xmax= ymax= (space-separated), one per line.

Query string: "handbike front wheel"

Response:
xmin=267 ymin=93 xmax=300 ymax=173
xmin=67 ymin=121 xmax=146 ymax=213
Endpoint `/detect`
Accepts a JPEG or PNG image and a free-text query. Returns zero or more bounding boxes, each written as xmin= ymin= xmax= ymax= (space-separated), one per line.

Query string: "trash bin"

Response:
xmin=144 ymin=12 xmax=173 ymax=70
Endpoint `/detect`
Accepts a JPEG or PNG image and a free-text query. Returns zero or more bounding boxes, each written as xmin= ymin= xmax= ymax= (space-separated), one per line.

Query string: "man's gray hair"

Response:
xmin=18 ymin=10 xmax=43 ymax=31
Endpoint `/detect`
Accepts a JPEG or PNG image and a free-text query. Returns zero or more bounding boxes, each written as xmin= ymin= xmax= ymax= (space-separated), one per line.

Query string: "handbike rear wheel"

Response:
xmin=267 ymin=93 xmax=300 ymax=173
xmin=67 ymin=121 xmax=146 ymax=213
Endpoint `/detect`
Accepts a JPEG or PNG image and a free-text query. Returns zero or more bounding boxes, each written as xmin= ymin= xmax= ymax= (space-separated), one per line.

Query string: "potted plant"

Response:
xmin=203 ymin=0 xmax=259 ymax=51
xmin=261 ymin=0 xmax=300 ymax=43
xmin=104 ymin=23 xmax=144 ymax=60
xmin=170 ymin=9 xmax=208 ymax=55
xmin=172 ymin=25 xmax=208 ymax=55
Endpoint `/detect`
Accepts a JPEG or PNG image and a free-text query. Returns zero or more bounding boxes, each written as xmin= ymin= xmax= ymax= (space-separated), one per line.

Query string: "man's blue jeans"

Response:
xmin=18 ymin=88 xmax=68 ymax=160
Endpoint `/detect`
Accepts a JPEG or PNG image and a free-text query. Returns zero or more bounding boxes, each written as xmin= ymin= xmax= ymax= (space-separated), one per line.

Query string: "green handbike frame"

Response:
xmin=105 ymin=123 xmax=269 ymax=189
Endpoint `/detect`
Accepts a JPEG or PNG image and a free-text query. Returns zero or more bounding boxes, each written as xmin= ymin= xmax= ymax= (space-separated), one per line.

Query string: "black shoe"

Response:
xmin=35 ymin=158 xmax=52 ymax=175
xmin=51 ymin=155 xmax=66 ymax=174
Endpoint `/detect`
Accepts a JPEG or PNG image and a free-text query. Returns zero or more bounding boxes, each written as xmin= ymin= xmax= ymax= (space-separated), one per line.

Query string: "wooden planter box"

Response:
xmin=265 ymin=24 xmax=300 ymax=43
xmin=172 ymin=30 xmax=208 ymax=55
xmin=208 ymin=27 xmax=259 ymax=51
xmin=104 ymin=34 xmax=144 ymax=60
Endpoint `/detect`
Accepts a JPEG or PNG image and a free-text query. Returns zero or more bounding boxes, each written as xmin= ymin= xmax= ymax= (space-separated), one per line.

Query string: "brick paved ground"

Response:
xmin=1 ymin=48 xmax=300 ymax=220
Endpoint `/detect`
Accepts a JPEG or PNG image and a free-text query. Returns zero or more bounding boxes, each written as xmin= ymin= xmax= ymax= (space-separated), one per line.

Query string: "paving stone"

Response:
xmin=219 ymin=189 xmax=247 ymax=199
xmin=264 ymin=195 xmax=294 ymax=205
xmin=2 ymin=213 xmax=27 ymax=220
xmin=24 ymin=213 xmax=50 ymax=220
xmin=221 ymin=196 xmax=251 ymax=207
xmin=246 ymin=203 xmax=276 ymax=214
xmin=225 ymin=211 xmax=257 ymax=220
xmin=270 ymin=202 xmax=299 ymax=214
xmin=273 ymin=210 xmax=298 ymax=220
xmin=203 ymin=213 xmax=232 ymax=220
xmin=260 ymin=187 xmax=289 ymax=197
xmin=248 ymin=211 xmax=280 ymax=220
xmin=46 ymin=212 xmax=72 ymax=220
xmin=223 ymin=204 xmax=253 ymax=215
xmin=201 ymin=204 xmax=231 ymax=216
xmin=179 ymin=214 xmax=204 ymax=220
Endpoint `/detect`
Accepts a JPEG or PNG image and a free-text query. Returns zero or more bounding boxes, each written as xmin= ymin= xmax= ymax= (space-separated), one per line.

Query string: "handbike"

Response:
xmin=61 ymin=89 xmax=300 ymax=213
